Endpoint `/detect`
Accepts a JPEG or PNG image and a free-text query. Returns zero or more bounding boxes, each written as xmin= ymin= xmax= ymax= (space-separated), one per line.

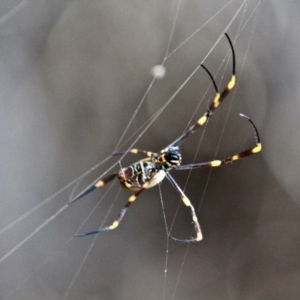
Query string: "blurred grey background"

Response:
xmin=1 ymin=0 xmax=300 ymax=299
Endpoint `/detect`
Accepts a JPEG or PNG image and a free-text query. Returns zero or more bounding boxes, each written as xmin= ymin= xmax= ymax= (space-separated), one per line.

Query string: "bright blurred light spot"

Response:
xmin=151 ymin=65 xmax=166 ymax=79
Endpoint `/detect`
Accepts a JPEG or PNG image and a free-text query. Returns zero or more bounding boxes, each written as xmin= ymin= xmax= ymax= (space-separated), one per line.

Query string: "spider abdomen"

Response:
xmin=117 ymin=161 xmax=165 ymax=190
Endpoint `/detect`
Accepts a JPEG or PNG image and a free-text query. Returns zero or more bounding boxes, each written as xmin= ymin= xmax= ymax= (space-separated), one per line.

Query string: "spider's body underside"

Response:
xmin=70 ymin=33 xmax=262 ymax=242
xmin=118 ymin=146 xmax=181 ymax=190
xmin=118 ymin=161 xmax=166 ymax=190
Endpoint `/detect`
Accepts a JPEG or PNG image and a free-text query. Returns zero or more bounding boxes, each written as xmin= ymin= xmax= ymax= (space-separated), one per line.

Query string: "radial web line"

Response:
xmin=114 ymin=0 xmax=182 ymax=151
xmin=7 ymin=180 xmax=119 ymax=298
xmin=63 ymin=188 xmax=122 ymax=298
xmin=170 ymin=2 xmax=262 ymax=298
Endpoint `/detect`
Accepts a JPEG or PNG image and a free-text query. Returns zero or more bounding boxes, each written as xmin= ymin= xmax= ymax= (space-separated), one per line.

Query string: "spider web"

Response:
xmin=0 ymin=1 xmax=263 ymax=299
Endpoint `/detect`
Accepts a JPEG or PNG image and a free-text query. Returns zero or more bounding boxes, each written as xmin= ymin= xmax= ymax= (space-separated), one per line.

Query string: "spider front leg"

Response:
xmin=170 ymin=33 xmax=236 ymax=148
xmin=175 ymin=114 xmax=261 ymax=171
xmin=166 ymin=173 xmax=203 ymax=243
xmin=75 ymin=188 xmax=146 ymax=237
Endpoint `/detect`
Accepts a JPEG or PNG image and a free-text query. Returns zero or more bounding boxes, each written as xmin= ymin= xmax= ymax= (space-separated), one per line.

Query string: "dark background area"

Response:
xmin=1 ymin=1 xmax=300 ymax=299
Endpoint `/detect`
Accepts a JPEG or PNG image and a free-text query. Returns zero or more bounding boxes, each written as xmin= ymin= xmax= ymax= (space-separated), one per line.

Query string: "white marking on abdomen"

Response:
xmin=146 ymin=170 xmax=166 ymax=189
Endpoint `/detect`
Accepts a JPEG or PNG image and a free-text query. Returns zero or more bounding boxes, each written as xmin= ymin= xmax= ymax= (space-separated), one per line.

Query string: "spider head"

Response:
xmin=157 ymin=146 xmax=182 ymax=169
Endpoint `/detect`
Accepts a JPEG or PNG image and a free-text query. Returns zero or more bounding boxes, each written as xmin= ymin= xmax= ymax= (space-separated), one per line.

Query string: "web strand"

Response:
xmin=0 ymin=1 xmax=263 ymax=298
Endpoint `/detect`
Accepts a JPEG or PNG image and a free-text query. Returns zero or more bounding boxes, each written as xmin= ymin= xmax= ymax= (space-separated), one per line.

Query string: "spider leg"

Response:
xmin=166 ymin=173 xmax=203 ymax=243
xmin=112 ymin=149 xmax=157 ymax=157
xmin=69 ymin=173 xmax=117 ymax=205
xmin=75 ymin=188 xmax=146 ymax=237
xmin=170 ymin=33 xmax=235 ymax=148
xmin=175 ymin=114 xmax=261 ymax=170
xmin=70 ymin=149 xmax=155 ymax=205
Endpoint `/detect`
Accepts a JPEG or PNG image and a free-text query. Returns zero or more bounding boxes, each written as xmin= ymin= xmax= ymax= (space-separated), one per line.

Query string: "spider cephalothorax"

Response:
xmin=154 ymin=146 xmax=182 ymax=170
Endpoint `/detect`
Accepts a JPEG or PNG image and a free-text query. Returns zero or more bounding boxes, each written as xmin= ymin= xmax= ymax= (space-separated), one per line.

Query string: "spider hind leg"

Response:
xmin=75 ymin=188 xmax=146 ymax=237
xmin=69 ymin=173 xmax=117 ymax=205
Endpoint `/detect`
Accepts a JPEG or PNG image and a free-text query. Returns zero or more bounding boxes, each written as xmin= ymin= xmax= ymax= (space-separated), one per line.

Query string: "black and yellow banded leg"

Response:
xmin=170 ymin=33 xmax=236 ymax=148
xmin=69 ymin=173 xmax=117 ymax=204
xmin=175 ymin=114 xmax=261 ymax=171
xmin=112 ymin=149 xmax=157 ymax=158
xmin=75 ymin=188 xmax=146 ymax=237
xmin=166 ymin=173 xmax=203 ymax=243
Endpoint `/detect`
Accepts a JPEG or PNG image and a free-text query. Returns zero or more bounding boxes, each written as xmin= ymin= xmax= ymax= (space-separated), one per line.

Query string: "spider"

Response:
xmin=69 ymin=33 xmax=261 ymax=243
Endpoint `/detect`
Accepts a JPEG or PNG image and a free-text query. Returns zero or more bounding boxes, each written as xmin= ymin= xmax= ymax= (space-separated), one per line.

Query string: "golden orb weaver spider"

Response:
xmin=69 ymin=33 xmax=262 ymax=243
